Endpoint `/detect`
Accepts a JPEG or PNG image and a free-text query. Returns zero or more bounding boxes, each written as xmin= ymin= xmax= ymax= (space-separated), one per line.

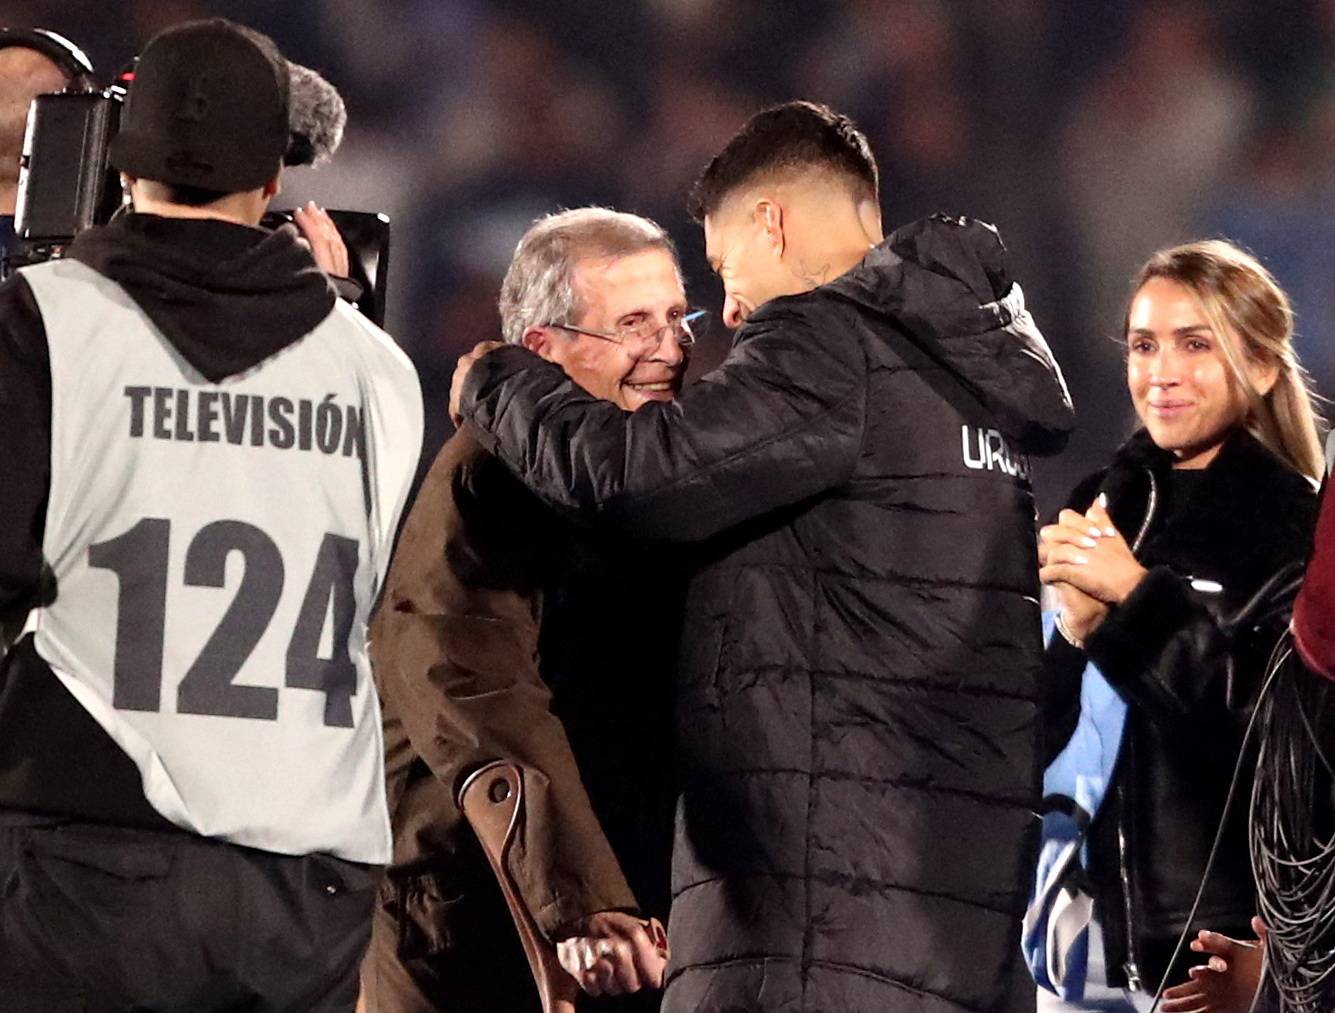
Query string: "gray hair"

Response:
xmin=498 ymin=207 xmax=677 ymax=344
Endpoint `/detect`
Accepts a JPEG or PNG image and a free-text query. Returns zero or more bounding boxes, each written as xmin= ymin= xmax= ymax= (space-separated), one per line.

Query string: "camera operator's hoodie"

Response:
xmin=0 ymin=213 xmax=422 ymax=862
xmin=458 ymin=215 xmax=1075 ymax=1013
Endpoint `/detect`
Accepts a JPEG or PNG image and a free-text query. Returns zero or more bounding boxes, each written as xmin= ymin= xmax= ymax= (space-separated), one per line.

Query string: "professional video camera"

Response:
xmin=3 ymin=30 xmax=392 ymax=326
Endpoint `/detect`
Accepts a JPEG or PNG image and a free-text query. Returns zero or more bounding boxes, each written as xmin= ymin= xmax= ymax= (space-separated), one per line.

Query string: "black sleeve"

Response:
xmin=1085 ymin=563 xmax=1299 ymax=726
xmin=459 ymin=307 xmax=867 ymax=542
xmin=0 ymin=274 xmax=50 ymax=626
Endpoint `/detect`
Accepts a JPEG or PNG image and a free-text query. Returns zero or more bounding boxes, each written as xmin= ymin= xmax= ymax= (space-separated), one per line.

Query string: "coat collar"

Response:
xmin=1103 ymin=427 xmax=1314 ymax=596
xmin=1108 ymin=426 xmax=1301 ymax=510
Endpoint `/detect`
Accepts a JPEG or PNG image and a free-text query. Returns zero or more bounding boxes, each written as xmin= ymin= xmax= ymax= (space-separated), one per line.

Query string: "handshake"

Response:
xmin=556 ymin=911 xmax=670 ymax=997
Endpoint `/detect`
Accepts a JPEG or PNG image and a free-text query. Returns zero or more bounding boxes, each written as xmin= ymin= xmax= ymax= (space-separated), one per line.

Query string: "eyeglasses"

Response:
xmin=546 ymin=309 xmax=706 ymax=349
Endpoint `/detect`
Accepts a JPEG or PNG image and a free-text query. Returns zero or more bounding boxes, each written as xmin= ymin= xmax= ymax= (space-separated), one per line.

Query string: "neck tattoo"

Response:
xmin=796 ymin=259 xmax=832 ymax=288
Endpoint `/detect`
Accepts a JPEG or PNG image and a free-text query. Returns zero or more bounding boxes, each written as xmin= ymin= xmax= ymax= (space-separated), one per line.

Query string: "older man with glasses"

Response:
xmin=362 ymin=207 xmax=690 ymax=1013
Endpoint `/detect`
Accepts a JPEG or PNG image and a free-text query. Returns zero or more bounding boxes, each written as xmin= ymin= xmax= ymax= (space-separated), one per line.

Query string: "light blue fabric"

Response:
xmin=1036 ymin=923 xmax=1157 ymax=1012
xmin=1024 ymin=611 xmax=1130 ymax=1001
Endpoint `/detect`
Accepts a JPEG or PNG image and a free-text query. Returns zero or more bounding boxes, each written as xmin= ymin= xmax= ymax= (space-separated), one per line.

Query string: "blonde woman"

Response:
xmin=1036 ymin=240 xmax=1322 ymax=1010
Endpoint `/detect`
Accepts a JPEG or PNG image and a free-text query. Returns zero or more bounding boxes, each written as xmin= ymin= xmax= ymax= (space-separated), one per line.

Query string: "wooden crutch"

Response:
xmin=458 ymin=761 xmax=580 ymax=1013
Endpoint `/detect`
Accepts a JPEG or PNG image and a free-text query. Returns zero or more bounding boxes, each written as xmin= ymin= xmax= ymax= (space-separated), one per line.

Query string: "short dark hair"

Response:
xmin=687 ymin=101 xmax=879 ymax=221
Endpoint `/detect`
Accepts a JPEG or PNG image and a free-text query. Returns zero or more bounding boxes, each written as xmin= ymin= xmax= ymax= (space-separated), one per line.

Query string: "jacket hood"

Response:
xmin=826 ymin=213 xmax=1075 ymax=456
xmin=67 ymin=213 xmax=336 ymax=382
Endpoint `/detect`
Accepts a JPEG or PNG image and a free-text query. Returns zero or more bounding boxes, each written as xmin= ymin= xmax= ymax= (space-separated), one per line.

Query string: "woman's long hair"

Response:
xmin=1130 ymin=240 xmax=1325 ymax=483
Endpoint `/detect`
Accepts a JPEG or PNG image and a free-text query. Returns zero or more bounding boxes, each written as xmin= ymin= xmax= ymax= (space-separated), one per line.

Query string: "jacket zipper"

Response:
xmin=1117 ymin=784 xmax=1144 ymax=991
xmin=1118 ymin=467 xmax=1157 ymax=992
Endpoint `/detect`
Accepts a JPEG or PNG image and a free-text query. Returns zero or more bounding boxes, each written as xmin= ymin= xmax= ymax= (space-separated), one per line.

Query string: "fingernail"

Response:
xmin=1088 ymin=527 xmax=1103 ymax=538
xmin=1080 ymin=537 xmax=1097 ymax=549
xmin=1097 ymin=492 xmax=1108 ymax=508
xmin=1074 ymin=555 xmax=1088 ymax=565
xmin=1105 ymin=526 xmax=1118 ymax=537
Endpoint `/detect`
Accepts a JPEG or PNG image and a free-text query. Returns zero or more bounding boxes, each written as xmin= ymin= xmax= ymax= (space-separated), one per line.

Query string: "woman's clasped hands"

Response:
xmin=1038 ymin=494 xmax=1148 ymax=645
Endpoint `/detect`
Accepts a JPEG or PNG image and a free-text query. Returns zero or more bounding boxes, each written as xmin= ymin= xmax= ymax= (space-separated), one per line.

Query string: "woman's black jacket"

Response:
xmin=1043 ymin=428 xmax=1317 ymax=992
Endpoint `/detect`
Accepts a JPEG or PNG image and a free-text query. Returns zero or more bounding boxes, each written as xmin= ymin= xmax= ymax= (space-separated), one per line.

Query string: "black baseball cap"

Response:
xmin=110 ymin=19 xmax=290 ymax=192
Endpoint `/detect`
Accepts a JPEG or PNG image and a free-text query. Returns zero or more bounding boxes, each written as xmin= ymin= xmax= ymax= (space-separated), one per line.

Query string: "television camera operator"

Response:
xmin=0 ymin=17 xmax=422 ymax=1013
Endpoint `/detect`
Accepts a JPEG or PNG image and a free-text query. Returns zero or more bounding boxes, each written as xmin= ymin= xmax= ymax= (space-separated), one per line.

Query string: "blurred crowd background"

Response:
xmin=4 ymin=0 xmax=1335 ymax=510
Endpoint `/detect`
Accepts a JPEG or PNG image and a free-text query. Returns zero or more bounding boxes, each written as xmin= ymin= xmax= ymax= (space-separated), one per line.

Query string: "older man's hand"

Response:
xmin=449 ymin=340 xmax=506 ymax=428
xmin=555 ymin=912 xmax=669 ymax=998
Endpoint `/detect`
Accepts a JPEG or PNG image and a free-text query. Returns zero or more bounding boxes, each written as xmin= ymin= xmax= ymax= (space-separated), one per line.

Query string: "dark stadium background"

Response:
xmin=6 ymin=0 xmax=1334 ymax=514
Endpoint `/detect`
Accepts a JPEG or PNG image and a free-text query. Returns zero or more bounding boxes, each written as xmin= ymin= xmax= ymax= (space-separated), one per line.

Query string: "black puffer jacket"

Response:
xmin=461 ymin=215 xmax=1075 ymax=1012
xmin=1043 ymin=429 xmax=1318 ymax=993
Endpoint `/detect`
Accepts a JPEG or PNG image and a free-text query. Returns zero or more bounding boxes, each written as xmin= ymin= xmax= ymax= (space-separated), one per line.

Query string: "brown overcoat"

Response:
xmin=363 ymin=427 xmax=678 ymax=1010
xmin=371 ymin=426 xmax=643 ymax=924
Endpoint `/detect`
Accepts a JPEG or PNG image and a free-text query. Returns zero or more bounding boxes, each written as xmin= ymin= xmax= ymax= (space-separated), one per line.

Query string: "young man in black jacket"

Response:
xmin=0 ymin=19 xmax=422 ymax=1012
xmin=451 ymin=101 xmax=1075 ymax=1013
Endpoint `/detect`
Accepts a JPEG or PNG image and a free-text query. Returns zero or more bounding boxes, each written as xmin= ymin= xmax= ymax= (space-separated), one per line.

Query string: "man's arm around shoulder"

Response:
xmin=454 ymin=305 xmax=867 ymax=542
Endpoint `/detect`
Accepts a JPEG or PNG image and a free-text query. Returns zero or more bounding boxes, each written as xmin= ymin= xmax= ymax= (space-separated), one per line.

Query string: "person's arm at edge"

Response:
xmin=457 ymin=308 xmax=866 ymax=542
xmin=0 ymin=273 xmax=50 ymax=637
xmin=1294 ymin=480 xmax=1335 ymax=679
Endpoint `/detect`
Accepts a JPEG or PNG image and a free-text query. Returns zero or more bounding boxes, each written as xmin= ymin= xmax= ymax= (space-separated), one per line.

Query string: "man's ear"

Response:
xmin=521 ymin=326 xmax=557 ymax=362
xmin=263 ymin=174 xmax=281 ymax=200
xmin=754 ymin=199 xmax=785 ymax=258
